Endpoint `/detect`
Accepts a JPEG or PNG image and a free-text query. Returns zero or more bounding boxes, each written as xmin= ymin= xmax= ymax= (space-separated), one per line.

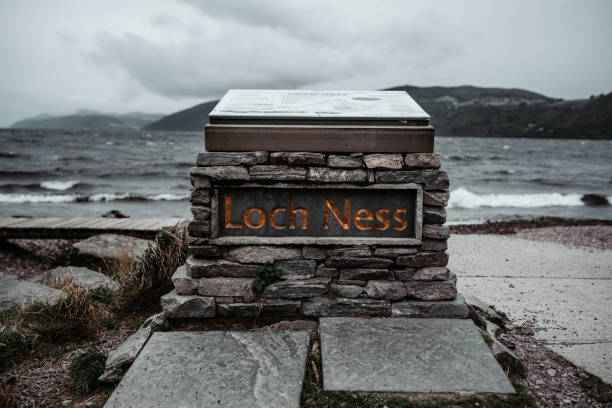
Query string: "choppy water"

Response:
xmin=0 ymin=129 xmax=610 ymax=223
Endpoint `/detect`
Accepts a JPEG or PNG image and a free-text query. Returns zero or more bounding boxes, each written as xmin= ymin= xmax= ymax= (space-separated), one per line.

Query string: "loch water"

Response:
xmin=0 ymin=129 xmax=610 ymax=224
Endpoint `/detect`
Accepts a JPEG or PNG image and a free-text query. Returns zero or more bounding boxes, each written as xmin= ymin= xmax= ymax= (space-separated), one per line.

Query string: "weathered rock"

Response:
xmin=405 ymin=274 xmax=457 ymax=301
xmin=187 ymin=220 xmax=209 ymax=237
xmin=316 ymin=267 xmax=338 ymax=278
xmin=326 ymin=246 xmax=371 ymax=257
xmin=276 ymin=259 xmax=316 ymax=280
xmin=373 ymin=247 xmax=417 ymax=257
xmin=196 ymin=151 xmax=268 ymax=166
xmin=365 ymin=281 xmax=408 ymax=300
xmin=217 ymin=299 xmax=301 ymax=318
xmin=188 ymin=245 xmax=220 ymax=257
xmin=423 ymin=224 xmax=450 ymax=240
xmin=391 ymin=294 xmax=469 ymax=318
xmin=187 ymin=256 xmax=258 ymax=278
xmin=301 ymin=297 xmax=390 ymax=317
xmin=258 ymin=320 xmax=318 ymax=336
xmin=215 ymin=296 xmax=234 ymax=304
xmin=393 ymin=268 xmax=416 ymax=281
xmin=171 ymin=265 xmax=198 ymax=295
xmin=263 ymin=278 xmax=330 ymax=299
xmin=190 ymin=189 xmax=210 ymax=205
xmin=307 ymin=167 xmax=368 ymax=183
xmin=270 ymin=152 xmax=325 ymax=166
xmin=190 ymin=206 xmax=210 ymax=220
xmin=302 ymin=246 xmax=326 ymax=260
xmin=190 ymin=166 xmax=250 ymax=180
xmin=330 ymin=284 xmax=363 ymax=298
xmin=31 ymin=266 xmax=118 ymax=291
xmin=190 ymin=175 xmax=211 ymax=188
xmin=412 ymin=267 xmax=450 ymax=281
xmin=581 ymin=194 xmax=610 ymax=206
xmin=336 ymin=279 xmax=366 ymax=287
xmin=327 ymin=155 xmax=363 ymax=168
xmin=404 ymin=153 xmax=441 ymax=169
xmin=396 ymin=252 xmax=449 ymax=267
xmin=421 ymin=239 xmax=448 ymax=252
xmin=339 ymin=268 xmax=391 ymax=281
xmin=325 ymin=257 xmax=392 ymax=268
xmin=363 ymin=154 xmax=403 ymax=169
xmin=186 ymin=235 xmax=208 ymax=247
xmin=160 ymin=290 xmax=215 ymax=318
xmin=423 ymin=191 xmax=450 ymax=207
xmin=225 ymin=246 xmax=302 ymax=264
xmin=424 ymin=206 xmax=446 ymax=224
xmin=0 ymin=275 xmax=66 ymax=312
xmin=198 ymin=278 xmax=255 ymax=301
xmin=375 ymin=170 xmax=449 ymax=190
xmin=249 ymin=165 xmax=307 ymax=180
xmin=146 ymin=312 xmax=170 ymax=332
xmin=98 ymin=321 xmax=152 ymax=382
xmin=71 ymin=234 xmax=151 ymax=266
xmin=485 ymin=320 xmax=523 ymax=374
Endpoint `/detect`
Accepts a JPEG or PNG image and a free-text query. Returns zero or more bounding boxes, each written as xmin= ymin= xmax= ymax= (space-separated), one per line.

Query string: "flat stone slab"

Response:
xmin=104 ymin=331 xmax=310 ymax=408
xmin=319 ymin=317 xmax=515 ymax=394
xmin=30 ymin=266 xmax=119 ymax=290
xmin=0 ymin=275 xmax=66 ymax=311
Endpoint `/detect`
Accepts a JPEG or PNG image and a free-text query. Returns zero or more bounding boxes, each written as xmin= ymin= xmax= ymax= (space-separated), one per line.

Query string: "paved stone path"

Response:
xmin=449 ymin=234 xmax=612 ymax=384
xmin=319 ymin=317 xmax=515 ymax=393
xmin=103 ymin=331 xmax=310 ymax=408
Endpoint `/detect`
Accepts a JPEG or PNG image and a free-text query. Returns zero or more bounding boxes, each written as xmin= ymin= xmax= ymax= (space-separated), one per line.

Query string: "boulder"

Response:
xmin=30 ymin=266 xmax=119 ymax=291
xmin=71 ymin=234 xmax=151 ymax=266
xmin=160 ymin=290 xmax=215 ymax=318
xmin=0 ymin=275 xmax=66 ymax=312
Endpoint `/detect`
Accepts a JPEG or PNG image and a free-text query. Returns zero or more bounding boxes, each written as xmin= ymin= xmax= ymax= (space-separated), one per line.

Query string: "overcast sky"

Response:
xmin=0 ymin=0 xmax=611 ymax=126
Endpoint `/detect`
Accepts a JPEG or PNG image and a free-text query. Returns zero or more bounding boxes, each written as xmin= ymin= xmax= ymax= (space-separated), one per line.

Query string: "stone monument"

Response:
xmin=162 ymin=89 xmax=467 ymax=321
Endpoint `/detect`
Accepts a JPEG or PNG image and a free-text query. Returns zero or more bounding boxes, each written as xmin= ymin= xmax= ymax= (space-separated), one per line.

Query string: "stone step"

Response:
xmin=319 ymin=317 xmax=515 ymax=394
xmin=103 ymin=331 xmax=310 ymax=408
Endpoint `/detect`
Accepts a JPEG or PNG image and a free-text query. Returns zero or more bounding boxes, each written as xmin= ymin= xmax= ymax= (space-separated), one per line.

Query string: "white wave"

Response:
xmin=448 ymin=187 xmax=590 ymax=209
xmin=40 ymin=180 xmax=79 ymax=191
xmin=0 ymin=193 xmax=77 ymax=203
xmin=148 ymin=193 xmax=189 ymax=201
xmin=88 ymin=192 xmax=132 ymax=202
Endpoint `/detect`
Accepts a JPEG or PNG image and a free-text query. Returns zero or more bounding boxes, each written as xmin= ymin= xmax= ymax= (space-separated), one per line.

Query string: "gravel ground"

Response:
xmin=0 ymin=239 xmax=74 ymax=279
xmin=501 ymin=321 xmax=612 ymax=407
xmin=516 ymin=225 xmax=612 ymax=251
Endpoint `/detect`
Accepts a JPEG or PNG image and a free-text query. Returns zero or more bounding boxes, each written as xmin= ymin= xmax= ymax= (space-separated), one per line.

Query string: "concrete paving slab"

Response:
xmin=449 ymin=234 xmax=612 ymax=384
xmin=319 ymin=317 xmax=515 ymax=394
xmin=548 ymin=343 xmax=612 ymax=384
xmin=449 ymin=234 xmax=611 ymax=279
xmin=103 ymin=331 xmax=310 ymax=408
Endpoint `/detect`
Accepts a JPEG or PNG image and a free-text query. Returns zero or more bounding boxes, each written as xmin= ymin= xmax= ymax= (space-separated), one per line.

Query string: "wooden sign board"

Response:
xmin=210 ymin=184 xmax=423 ymax=246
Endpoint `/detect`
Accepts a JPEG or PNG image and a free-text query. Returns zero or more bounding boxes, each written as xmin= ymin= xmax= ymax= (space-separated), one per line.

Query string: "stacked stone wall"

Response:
xmin=162 ymin=151 xmax=468 ymax=320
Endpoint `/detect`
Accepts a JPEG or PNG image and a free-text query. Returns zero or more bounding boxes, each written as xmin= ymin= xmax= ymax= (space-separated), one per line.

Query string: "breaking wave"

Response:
xmin=40 ymin=180 xmax=80 ymax=191
xmin=448 ymin=187 xmax=611 ymax=209
xmin=0 ymin=192 xmax=189 ymax=204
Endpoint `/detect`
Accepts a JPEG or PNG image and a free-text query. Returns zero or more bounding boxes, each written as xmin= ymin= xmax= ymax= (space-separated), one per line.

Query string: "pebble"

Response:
xmin=62 ymin=400 xmax=72 ymax=406
xmin=547 ymin=368 xmax=557 ymax=377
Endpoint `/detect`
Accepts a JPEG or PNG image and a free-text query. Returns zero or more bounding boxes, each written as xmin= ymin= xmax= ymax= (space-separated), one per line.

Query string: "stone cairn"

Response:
xmin=161 ymin=151 xmax=468 ymax=320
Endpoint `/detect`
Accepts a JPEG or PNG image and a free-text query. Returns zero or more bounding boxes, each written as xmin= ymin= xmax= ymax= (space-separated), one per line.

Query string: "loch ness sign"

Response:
xmin=210 ymin=184 xmax=423 ymax=246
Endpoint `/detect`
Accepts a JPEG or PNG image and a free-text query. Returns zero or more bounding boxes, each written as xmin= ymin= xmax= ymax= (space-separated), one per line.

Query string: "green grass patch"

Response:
xmin=69 ymin=349 xmax=106 ymax=396
xmin=252 ymin=263 xmax=281 ymax=297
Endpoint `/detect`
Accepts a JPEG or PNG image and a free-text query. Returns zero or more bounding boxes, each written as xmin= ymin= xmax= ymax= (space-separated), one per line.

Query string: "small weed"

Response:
xmin=0 ymin=382 xmax=16 ymax=408
xmin=89 ymin=286 xmax=114 ymax=304
xmin=0 ymin=327 xmax=33 ymax=371
xmin=69 ymin=349 xmax=106 ymax=396
xmin=252 ymin=263 xmax=281 ymax=297
xmin=488 ymin=305 xmax=510 ymax=330
xmin=581 ymin=373 xmax=612 ymax=403
xmin=326 ymin=285 xmax=341 ymax=300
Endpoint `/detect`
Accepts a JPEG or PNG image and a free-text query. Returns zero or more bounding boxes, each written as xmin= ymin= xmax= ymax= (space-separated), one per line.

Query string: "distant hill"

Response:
xmin=12 ymin=111 xmax=163 ymax=132
xmin=144 ymin=85 xmax=612 ymax=139
xmin=142 ymin=100 xmax=219 ymax=132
